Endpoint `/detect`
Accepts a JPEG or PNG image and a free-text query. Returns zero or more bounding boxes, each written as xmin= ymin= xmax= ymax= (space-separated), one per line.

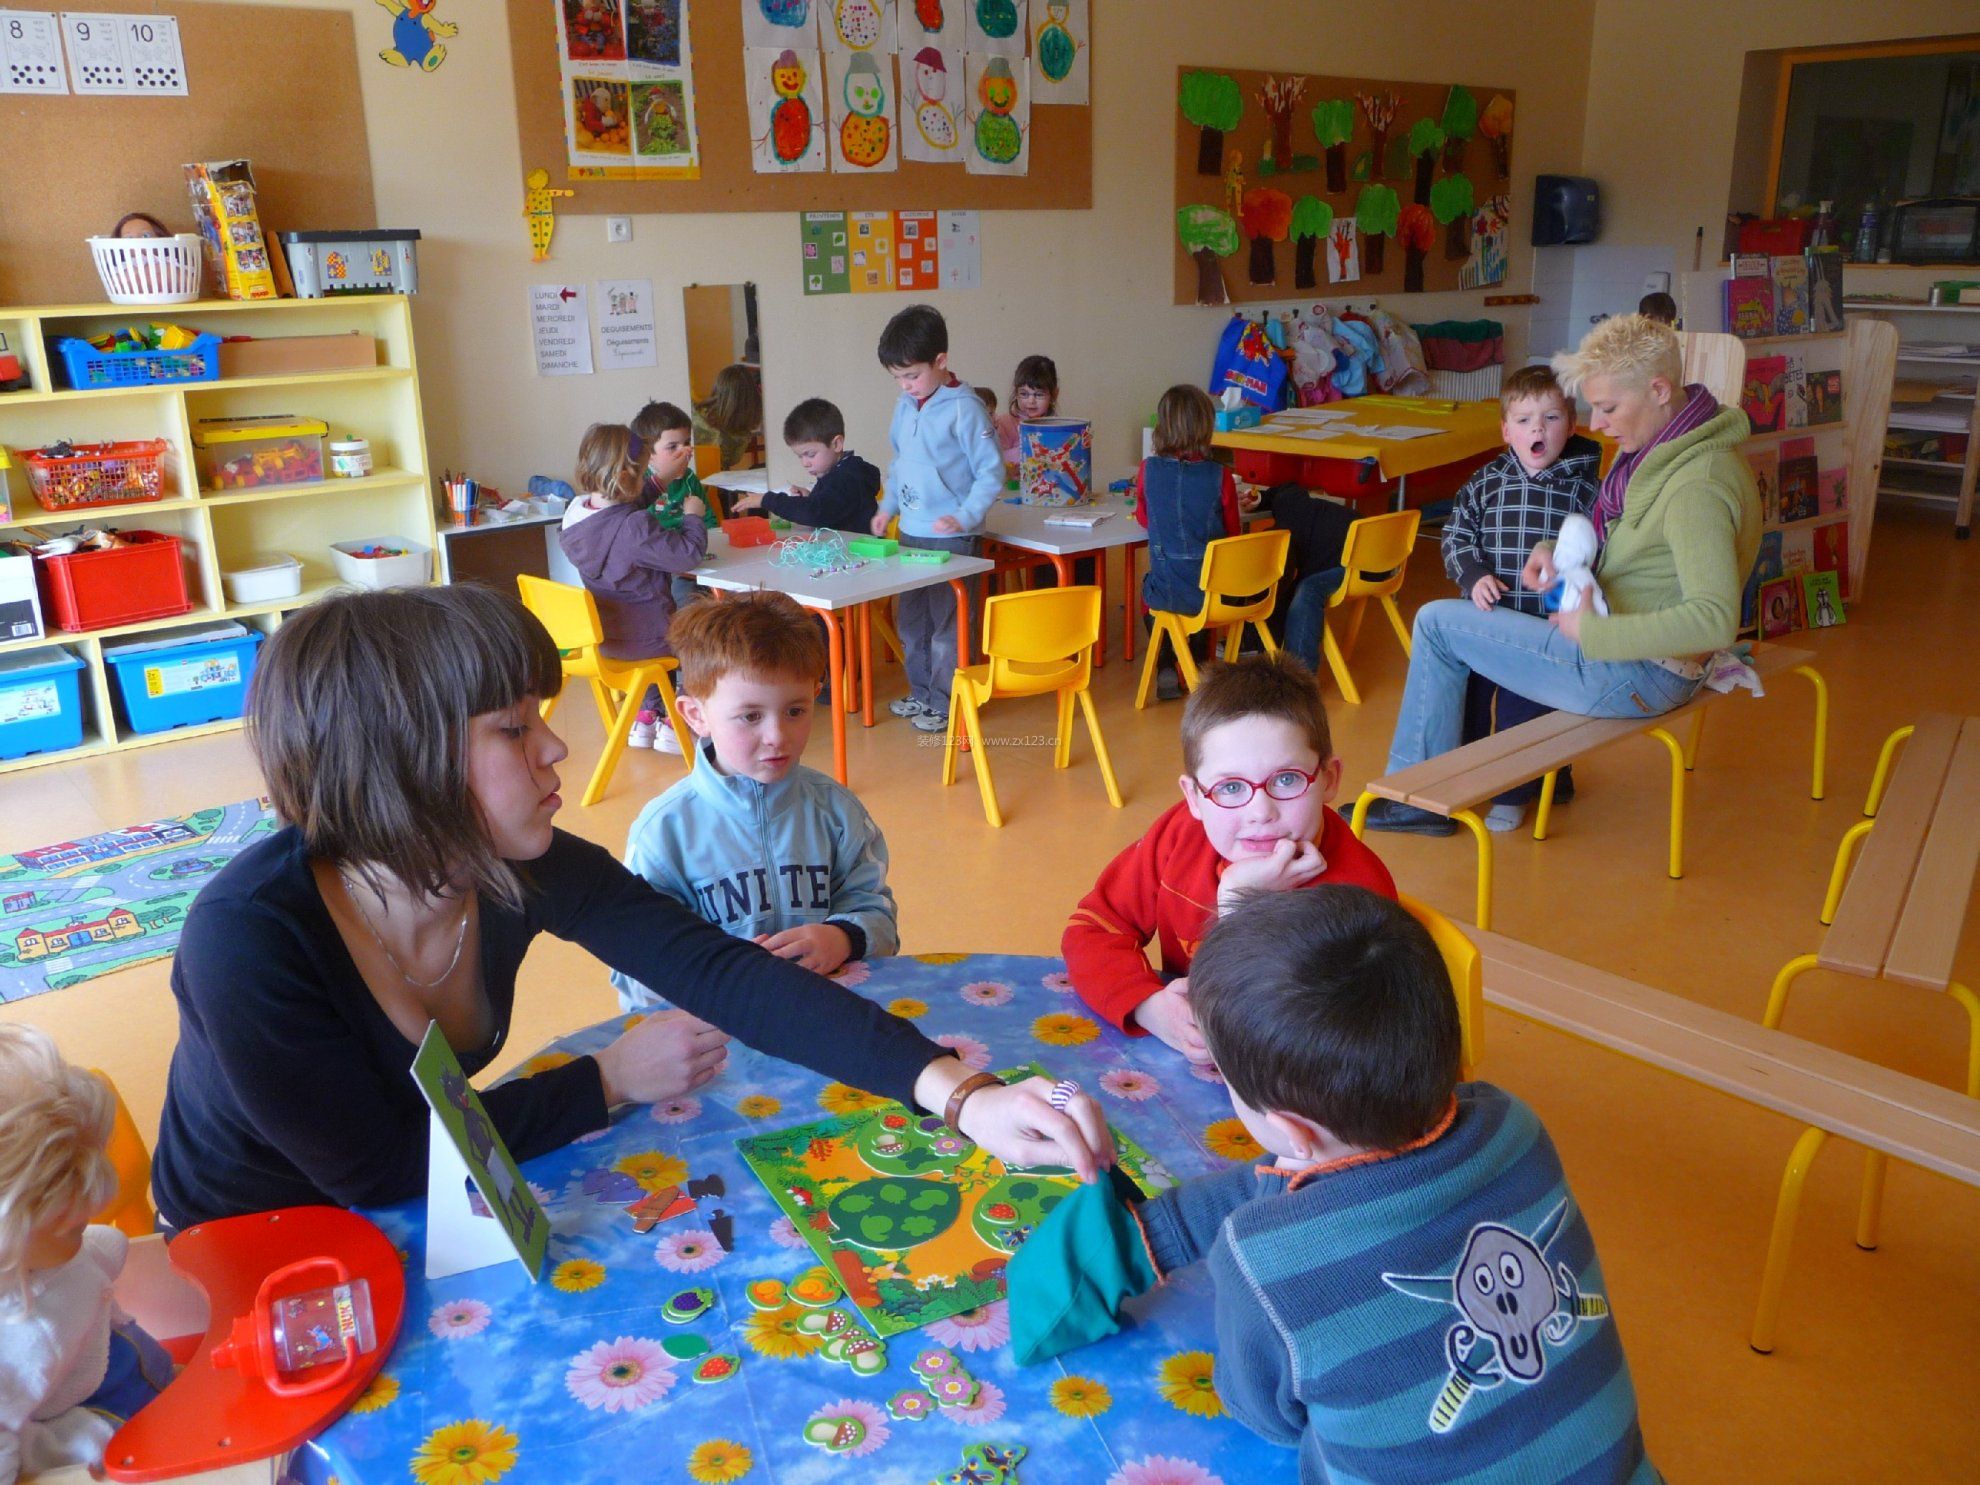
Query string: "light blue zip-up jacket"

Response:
xmin=612 ymin=743 xmax=899 ymax=1010
xmin=878 ymin=379 xmax=1005 ymax=537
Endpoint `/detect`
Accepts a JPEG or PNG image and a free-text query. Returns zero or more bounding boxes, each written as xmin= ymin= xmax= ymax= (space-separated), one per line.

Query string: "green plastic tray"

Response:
xmin=897 ymin=547 xmax=951 ymax=565
xmin=846 ymin=536 xmax=898 ymax=558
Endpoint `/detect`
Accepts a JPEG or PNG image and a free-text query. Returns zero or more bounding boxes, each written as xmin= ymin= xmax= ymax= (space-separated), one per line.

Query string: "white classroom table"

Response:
xmin=980 ymin=494 xmax=1149 ymax=665
xmin=690 ymin=527 xmax=995 ymax=784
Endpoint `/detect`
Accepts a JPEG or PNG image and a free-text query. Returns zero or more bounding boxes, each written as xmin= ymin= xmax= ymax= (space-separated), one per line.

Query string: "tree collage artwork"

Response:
xmin=1174 ymin=66 xmax=1515 ymax=306
xmin=735 ymin=1065 xmax=1172 ymax=1338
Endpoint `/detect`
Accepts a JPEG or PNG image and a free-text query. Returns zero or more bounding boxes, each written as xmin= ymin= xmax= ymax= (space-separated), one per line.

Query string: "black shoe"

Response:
xmin=1155 ymin=667 xmax=1185 ymax=702
xmin=1362 ymin=799 xmax=1458 ymax=836
xmin=1554 ymin=768 xmax=1576 ymax=804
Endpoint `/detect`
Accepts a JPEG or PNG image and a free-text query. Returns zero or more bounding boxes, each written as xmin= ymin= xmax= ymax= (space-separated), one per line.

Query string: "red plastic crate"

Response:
xmin=36 ymin=530 xmax=192 ymax=631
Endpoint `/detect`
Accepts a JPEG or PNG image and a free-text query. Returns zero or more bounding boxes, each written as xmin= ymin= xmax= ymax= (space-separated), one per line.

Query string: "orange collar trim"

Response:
xmin=1252 ymin=1096 xmax=1460 ymax=1192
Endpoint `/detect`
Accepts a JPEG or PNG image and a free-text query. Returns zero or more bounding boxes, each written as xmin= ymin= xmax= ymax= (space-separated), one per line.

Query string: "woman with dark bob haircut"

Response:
xmin=152 ymin=586 xmax=1111 ymax=1228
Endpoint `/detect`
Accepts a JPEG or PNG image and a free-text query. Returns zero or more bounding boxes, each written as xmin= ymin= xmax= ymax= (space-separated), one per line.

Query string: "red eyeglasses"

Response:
xmin=1189 ymin=766 xmax=1318 ymax=809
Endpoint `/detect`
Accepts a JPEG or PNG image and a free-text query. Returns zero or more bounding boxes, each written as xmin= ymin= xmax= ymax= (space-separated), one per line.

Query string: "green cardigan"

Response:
xmin=1578 ymin=405 xmax=1760 ymax=663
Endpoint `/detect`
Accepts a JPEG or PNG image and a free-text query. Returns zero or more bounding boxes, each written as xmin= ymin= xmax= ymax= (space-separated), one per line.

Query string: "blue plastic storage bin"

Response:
xmin=103 ymin=626 xmax=262 ymax=734
xmin=56 ymin=333 xmax=220 ymax=390
xmin=0 ymin=646 xmax=87 ymax=760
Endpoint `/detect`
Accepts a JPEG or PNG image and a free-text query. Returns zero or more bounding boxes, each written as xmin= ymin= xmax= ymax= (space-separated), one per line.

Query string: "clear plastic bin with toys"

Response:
xmin=192 ymin=415 xmax=327 ymax=490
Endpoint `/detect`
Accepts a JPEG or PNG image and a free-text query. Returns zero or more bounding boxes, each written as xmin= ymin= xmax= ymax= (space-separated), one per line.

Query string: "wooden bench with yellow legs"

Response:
xmin=1468 ymin=928 xmax=1980 ymax=1356
xmin=1317 ymin=509 xmax=1420 ymax=705
xmin=1348 ymin=644 xmax=1828 ymax=931
xmin=942 ymin=585 xmax=1123 ymax=828
xmin=516 ymin=576 xmax=695 ymax=807
xmin=1133 ymin=528 xmax=1291 ymax=708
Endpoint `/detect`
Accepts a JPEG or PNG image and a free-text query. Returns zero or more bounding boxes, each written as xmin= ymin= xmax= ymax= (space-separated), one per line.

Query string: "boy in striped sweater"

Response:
xmin=1013 ymin=887 xmax=1656 ymax=1484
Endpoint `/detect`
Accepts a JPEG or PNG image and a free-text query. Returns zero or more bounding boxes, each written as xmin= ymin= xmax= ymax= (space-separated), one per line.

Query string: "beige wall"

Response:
xmin=208 ymin=1 xmax=1592 ymax=492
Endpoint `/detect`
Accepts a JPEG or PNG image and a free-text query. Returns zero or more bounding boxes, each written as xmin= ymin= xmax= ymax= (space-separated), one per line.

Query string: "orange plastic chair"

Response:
xmin=91 ymin=1069 xmax=155 ymax=1238
xmin=1398 ymin=895 xmax=1483 ymax=1078
xmin=943 ymin=586 xmax=1123 ymax=828
xmin=1319 ymin=510 xmax=1419 ymax=705
xmin=1134 ymin=528 xmax=1291 ymax=708
xmin=517 ymin=575 xmax=694 ymax=807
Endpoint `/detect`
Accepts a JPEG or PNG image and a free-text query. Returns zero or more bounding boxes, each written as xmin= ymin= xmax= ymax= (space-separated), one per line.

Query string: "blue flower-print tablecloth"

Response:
xmin=292 ymin=954 xmax=1290 ymax=1485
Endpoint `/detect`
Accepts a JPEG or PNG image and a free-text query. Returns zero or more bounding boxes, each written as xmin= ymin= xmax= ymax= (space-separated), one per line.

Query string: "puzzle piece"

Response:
xmin=933 ymin=1442 xmax=1028 ymax=1485
xmin=627 ymin=1184 xmax=697 ymax=1232
xmin=789 ymin=1265 xmax=842 ymax=1307
xmin=746 ymin=1278 xmax=788 ymax=1310
xmin=661 ymin=1333 xmax=710 ymax=1360
xmin=911 ymin=1346 xmax=979 ymax=1407
xmin=663 ymin=1286 xmax=715 ymax=1323
xmin=692 ymin=1351 xmax=741 ymax=1384
xmin=888 ymin=1389 xmax=935 ymax=1421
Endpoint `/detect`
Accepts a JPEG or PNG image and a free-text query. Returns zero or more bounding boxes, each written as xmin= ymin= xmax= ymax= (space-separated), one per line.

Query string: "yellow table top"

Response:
xmin=1212 ymin=396 xmax=1506 ymax=479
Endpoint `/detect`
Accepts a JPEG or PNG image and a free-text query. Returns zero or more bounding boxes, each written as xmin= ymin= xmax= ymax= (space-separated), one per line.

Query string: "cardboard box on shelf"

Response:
xmin=0 ymin=550 xmax=46 ymax=643
xmin=216 ymin=333 xmax=377 ymax=379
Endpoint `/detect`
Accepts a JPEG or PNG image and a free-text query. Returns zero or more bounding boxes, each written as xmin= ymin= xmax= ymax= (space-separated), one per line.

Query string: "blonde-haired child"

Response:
xmin=559 ymin=421 xmax=709 ymax=754
xmin=1 ymin=1024 xmax=173 ymax=1478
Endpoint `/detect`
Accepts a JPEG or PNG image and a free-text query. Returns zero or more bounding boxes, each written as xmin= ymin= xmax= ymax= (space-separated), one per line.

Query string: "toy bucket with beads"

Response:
xmin=1017 ymin=418 xmax=1093 ymax=506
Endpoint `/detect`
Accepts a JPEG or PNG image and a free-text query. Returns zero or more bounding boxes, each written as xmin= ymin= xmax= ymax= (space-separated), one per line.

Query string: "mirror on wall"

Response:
xmin=681 ymin=282 xmax=763 ymax=474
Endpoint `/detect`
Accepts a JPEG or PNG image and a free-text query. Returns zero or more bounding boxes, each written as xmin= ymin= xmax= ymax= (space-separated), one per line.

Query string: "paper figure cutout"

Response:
xmin=1326 ymin=218 xmax=1360 ymax=284
xmin=1222 ymin=149 xmax=1245 ymax=220
xmin=1256 ymin=75 xmax=1310 ymax=176
xmin=1180 ymin=70 xmax=1242 ymax=176
xmin=1178 ymin=204 xmax=1239 ymax=305
xmin=572 ymin=76 xmax=632 ymax=156
xmin=1240 ymin=187 xmax=1292 ymax=285
xmin=1398 ymin=202 xmax=1436 ymax=292
xmin=1355 ymin=184 xmax=1398 ymax=274
xmin=1406 ymin=118 xmax=1444 ymax=204
xmin=965 ymin=53 xmax=1028 ymax=175
xmin=1431 ymin=174 xmax=1473 ymax=258
xmin=1459 ymin=193 xmax=1508 ymax=289
xmin=1356 ymin=90 xmax=1399 ymax=178
xmin=632 ymin=80 xmax=694 ymax=163
xmin=1291 ymin=196 xmax=1333 ymax=290
xmin=828 ymin=50 xmax=898 ymax=169
xmin=1480 ymin=93 xmax=1513 ymax=177
xmin=1441 ymin=85 xmax=1477 ymax=170
xmin=901 ymin=45 xmax=962 ymax=162
xmin=1030 ymin=0 xmax=1086 ymax=105
xmin=744 ymin=0 xmax=817 ymax=50
xmin=966 ymin=0 xmax=1025 ymax=59
xmin=628 ymin=0 xmax=684 ymax=64
xmin=826 ymin=0 xmax=894 ymax=52
xmin=524 ymin=168 xmax=576 ymax=260
xmin=563 ymin=0 xmax=626 ymax=60
xmin=378 ymin=0 xmax=456 ymax=71
xmin=749 ymin=45 xmax=827 ymax=171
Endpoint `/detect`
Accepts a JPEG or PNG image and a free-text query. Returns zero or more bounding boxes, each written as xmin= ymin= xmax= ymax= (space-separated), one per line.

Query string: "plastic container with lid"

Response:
xmin=102 ymin=623 xmax=263 ymax=734
xmin=327 ymin=436 xmax=372 ymax=478
xmin=193 ymin=415 xmax=327 ymax=490
xmin=222 ymin=555 xmax=304 ymax=604
xmin=0 ymin=646 xmax=87 ymax=760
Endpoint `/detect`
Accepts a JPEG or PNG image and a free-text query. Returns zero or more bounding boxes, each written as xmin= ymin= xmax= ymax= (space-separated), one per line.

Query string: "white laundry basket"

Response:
xmin=86 ymin=234 xmax=205 ymax=305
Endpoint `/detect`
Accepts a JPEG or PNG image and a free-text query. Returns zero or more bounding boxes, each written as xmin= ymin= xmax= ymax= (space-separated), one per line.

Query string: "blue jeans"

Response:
xmin=1386 ymin=600 xmax=1702 ymax=774
xmin=1282 ymin=567 xmax=1346 ymax=674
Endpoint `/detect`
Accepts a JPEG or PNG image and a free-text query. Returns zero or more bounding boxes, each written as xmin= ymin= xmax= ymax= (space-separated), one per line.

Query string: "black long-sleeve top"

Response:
xmin=152 ymin=826 xmax=942 ymax=1228
xmin=752 ymin=452 xmax=882 ymax=535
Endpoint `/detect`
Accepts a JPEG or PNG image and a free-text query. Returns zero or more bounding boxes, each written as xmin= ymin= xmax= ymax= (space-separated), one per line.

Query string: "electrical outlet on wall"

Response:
xmin=1643 ymin=271 xmax=1671 ymax=294
xmin=607 ymin=217 xmax=632 ymax=244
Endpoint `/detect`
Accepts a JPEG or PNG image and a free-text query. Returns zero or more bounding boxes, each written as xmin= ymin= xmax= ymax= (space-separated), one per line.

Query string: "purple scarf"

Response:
xmin=1592 ymin=384 xmax=1718 ymax=541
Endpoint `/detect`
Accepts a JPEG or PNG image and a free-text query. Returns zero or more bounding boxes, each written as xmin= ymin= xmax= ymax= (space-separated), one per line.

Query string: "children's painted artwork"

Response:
xmin=897 ymin=0 xmax=959 ymax=51
xmin=1030 ymin=0 xmax=1086 ymax=105
xmin=1757 ymin=576 xmax=1803 ymax=640
xmin=1801 ymin=569 xmax=1845 ymax=628
xmin=901 ymin=45 xmax=963 ymax=162
xmin=965 ymin=51 xmax=1028 ymax=176
xmin=826 ymin=48 xmax=899 ymax=170
xmin=800 ymin=210 xmax=852 ymax=295
xmin=571 ymin=75 xmax=633 ymax=156
xmin=1456 ymin=190 xmax=1508 ymax=288
xmin=628 ymin=0 xmax=684 ymax=64
xmin=848 ymin=209 xmax=896 ymax=291
xmin=1326 ymin=217 xmax=1361 ymax=283
xmin=895 ymin=208 xmax=940 ymax=288
xmin=564 ymin=0 xmax=627 ymax=60
xmin=632 ymin=79 xmax=695 ymax=163
xmin=1743 ymin=445 xmax=1779 ymax=525
xmin=377 ymin=0 xmax=457 ymax=71
xmin=965 ymin=0 xmax=1026 ymax=60
xmin=823 ymin=0 xmax=895 ymax=53
xmin=743 ymin=0 xmax=818 ymax=50
xmin=747 ymin=45 xmax=827 ymax=171
xmin=524 ymin=167 xmax=577 ymax=260
xmin=734 ymin=1068 xmax=1171 ymax=1337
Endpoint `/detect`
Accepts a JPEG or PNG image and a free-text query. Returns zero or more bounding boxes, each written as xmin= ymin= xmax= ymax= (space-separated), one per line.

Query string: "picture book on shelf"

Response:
xmin=1782 ymin=353 xmax=1808 ymax=427
xmin=1777 ymin=437 xmax=1819 ymax=524
xmin=1781 ymin=524 xmax=1815 ymax=573
xmin=1814 ymin=518 xmax=1850 ymax=599
xmin=1806 ymin=247 xmax=1844 ymax=333
xmin=1806 ymin=369 xmax=1844 ymax=426
xmin=1771 ymin=254 xmax=1810 ymax=335
xmin=1743 ymin=445 xmax=1780 ymax=525
xmin=1801 ymin=569 xmax=1845 ymax=628
xmin=1742 ymin=355 xmax=1787 ymax=432
xmin=1725 ymin=273 xmax=1774 ymax=339
xmin=1818 ymin=465 xmax=1847 ymax=515
xmin=1733 ymin=253 xmax=1772 ymax=280
xmin=1743 ymin=529 xmax=1783 ymax=630
xmin=1758 ymin=575 xmax=1803 ymax=639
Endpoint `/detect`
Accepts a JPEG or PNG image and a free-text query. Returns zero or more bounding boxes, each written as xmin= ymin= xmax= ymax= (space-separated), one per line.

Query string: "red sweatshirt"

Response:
xmin=1063 ymin=802 xmax=1397 ymax=1034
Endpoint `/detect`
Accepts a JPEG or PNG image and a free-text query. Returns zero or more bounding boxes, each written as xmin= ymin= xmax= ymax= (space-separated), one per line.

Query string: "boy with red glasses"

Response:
xmin=1063 ymin=652 xmax=1396 ymax=1065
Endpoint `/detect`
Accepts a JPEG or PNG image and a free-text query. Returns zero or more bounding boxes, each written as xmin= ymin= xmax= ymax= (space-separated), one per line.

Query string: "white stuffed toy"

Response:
xmin=1549 ymin=513 xmax=1609 ymax=617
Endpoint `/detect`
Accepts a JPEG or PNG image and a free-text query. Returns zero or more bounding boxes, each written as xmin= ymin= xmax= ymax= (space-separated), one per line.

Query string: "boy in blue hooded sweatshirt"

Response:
xmin=613 ymin=591 xmax=898 ymax=1010
xmin=869 ymin=304 xmax=1005 ymax=732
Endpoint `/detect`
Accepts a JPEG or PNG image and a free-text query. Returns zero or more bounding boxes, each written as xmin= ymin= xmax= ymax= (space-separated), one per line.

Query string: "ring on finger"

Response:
xmin=1047 ymin=1078 xmax=1080 ymax=1113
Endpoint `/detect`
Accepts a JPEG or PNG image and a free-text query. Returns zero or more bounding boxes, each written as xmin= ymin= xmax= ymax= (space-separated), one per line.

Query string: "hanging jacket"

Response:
xmin=1138 ymin=455 xmax=1238 ymax=616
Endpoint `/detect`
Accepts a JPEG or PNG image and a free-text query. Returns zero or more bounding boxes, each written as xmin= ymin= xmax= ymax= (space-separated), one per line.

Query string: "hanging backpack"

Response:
xmin=1208 ymin=314 xmax=1288 ymax=411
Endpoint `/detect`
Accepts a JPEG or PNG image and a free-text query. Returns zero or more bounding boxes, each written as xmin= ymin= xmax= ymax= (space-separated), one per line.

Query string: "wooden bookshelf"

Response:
xmin=1848 ymin=300 xmax=1980 ymax=540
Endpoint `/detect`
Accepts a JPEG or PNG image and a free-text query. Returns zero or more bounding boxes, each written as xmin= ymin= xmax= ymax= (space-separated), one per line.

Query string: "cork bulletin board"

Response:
xmin=507 ymin=0 xmax=1092 ymax=214
xmin=1173 ymin=67 xmax=1515 ymax=307
xmin=0 ymin=0 xmax=375 ymax=306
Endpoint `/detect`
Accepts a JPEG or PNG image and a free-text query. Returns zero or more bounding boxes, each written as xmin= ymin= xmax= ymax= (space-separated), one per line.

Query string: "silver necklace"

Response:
xmin=337 ymin=868 xmax=471 ymax=989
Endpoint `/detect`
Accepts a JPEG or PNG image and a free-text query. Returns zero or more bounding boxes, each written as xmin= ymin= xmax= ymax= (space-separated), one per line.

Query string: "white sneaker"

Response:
xmin=627 ymin=710 xmax=658 ymax=748
xmin=912 ymin=711 xmax=949 ymax=733
xmin=654 ymin=722 xmax=684 ymax=755
xmin=889 ymin=697 xmax=930 ymax=719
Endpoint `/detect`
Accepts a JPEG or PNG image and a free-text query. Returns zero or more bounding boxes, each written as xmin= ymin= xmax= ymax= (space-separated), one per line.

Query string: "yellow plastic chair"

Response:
xmin=1398 ymin=895 xmax=1484 ymax=1078
xmin=516 ymin=575 xmax=694 ymax=807
xmin=1134 ymin=528 xmax=1292 ymax=709
xmin=91 ymin=1069 xmax=155 ymax=1238
xmin=943 ymin=586 xmax=1124 ymax=828
xmin=1318 ymin=509 xmax=1420 ymax=705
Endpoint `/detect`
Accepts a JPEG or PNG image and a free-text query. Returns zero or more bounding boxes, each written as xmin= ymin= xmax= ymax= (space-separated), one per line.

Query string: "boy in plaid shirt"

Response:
xmin=1441 ymin=366 xmax=1602 ymax=831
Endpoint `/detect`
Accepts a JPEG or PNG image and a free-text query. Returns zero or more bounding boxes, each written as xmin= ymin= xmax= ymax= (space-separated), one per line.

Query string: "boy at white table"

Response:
xmin=0 ymin=1024 xmax=175 ymax=1482
xmin=612 ymin=591 xmax=898 ymax=1008
xmin=1013 ymin=887 xmax=1655 ymax=1485
xmin=727 ymin=397 xmax=881 ymax=535
xmin=870 ymin=304 xmax=1004 ymax=734
xmin=1063 ymin=653 xmax=1394 ymax=1065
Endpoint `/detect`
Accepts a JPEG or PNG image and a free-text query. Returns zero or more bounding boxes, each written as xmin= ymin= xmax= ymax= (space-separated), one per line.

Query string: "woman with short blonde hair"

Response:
xmin=1367 ymin=314 xmax=1760 ymax=834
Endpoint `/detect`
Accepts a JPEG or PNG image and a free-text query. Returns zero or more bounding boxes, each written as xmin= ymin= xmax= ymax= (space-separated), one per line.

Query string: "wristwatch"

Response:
xmin=943 ymin=1070 xmax=1004 ymax=1132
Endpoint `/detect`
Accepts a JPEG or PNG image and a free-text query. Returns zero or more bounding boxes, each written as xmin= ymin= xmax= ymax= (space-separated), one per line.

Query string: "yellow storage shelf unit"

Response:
xmin=0 ymin=294 xmax=435 ymax=774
